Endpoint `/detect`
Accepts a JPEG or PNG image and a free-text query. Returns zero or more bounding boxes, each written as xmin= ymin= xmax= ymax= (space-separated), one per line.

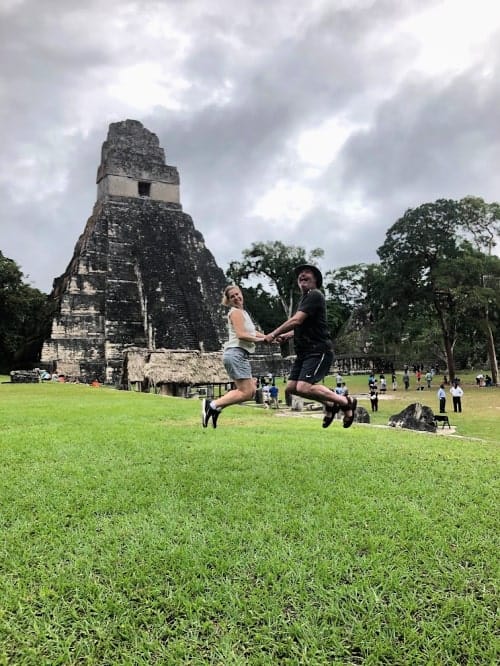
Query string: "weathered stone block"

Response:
xmin=388 ymin=403 xmax=437 ymax=432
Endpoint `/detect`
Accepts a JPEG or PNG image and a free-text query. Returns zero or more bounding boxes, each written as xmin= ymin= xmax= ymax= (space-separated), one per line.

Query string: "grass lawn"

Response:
xmin=0 ymin=374 xmax=498 ymax=664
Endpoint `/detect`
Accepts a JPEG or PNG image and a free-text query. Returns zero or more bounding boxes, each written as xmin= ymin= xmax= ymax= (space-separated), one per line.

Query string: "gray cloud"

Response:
xmin=1 ymin=0 xmax=499 ymax=292
xmin=338 ymin=59 xmax=500 ymax=217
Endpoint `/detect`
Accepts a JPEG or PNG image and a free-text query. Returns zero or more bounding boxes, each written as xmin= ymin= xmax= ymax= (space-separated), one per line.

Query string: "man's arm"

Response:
xmin=264 ymin=310 xmax=307 ymax=343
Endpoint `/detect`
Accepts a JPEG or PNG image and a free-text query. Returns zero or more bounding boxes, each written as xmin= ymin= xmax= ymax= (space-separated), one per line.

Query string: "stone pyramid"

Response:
xmin=41 ymin=120 xmax=227 ymax=383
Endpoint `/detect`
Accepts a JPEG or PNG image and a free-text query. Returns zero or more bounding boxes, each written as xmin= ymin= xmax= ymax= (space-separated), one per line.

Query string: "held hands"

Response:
xmin=263 ymin=332 xmax=291 ymax=344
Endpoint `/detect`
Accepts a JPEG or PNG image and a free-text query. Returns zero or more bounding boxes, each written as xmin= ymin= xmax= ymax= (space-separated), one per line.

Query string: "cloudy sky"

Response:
xmin=1 ymin=0 xmax=499 ymax=293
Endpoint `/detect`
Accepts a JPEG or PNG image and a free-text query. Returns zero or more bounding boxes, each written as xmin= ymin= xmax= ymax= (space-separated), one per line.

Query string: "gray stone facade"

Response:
xmin=41 ymin=120 xmax=227 ymax=383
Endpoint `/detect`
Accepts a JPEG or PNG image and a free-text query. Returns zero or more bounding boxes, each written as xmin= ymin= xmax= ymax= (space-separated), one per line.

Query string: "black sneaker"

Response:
xmin=211 ymin=408 xmax=221 ymax=429
xmin=322 ymin=403 xmax=340 ymax=428
xmin=201 ymin=398 xmax=211 ymax=428
xmin=201 ymin=399 xmax=221 ymax=428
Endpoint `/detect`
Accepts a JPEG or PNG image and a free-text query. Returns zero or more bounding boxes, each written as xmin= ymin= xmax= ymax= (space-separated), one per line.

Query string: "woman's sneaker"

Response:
xmin=202 ymin=399 xmax=221 ymax=428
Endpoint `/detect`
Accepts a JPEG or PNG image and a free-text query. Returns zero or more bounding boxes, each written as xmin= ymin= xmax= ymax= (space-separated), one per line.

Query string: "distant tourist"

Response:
xmin=425 ymin=370 xmax=433 ymax=389
xmin=262 ymin=383 xmax=271 ymax=408
xmin=403 ymin=370 xmax=410 ymax=390
xmin=202 ymin=285 xmax=266 ymax=428
xmin=437 ymin=383 xmax=446 ymax=413
xmin=369 ymin=388 xmax=379 ymax=412
xmin=416 ymin=369 xmax=422 ymax=389
xmin=380 ymin=374 xmax=387 ymax=393
xmin=269 ymin=384 xmax=279 ymax=408
xmin=450 ymin=382 xmax=464 ymax=413
xmin=263 ymin=264 xmax=357 ymax=428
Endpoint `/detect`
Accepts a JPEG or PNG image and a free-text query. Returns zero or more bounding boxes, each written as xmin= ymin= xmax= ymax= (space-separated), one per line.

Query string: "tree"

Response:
xmin=0 ymin=251 xmax=52 ymax=372
xmin=233 ymin=284 xmax=284 ymax=334
xmin=459 ymin=196 xmax=500 ymax=254
xmin=227 ymin=241 xmax=324 ymax=354
xmin=377 ymin=198 xmax=500 ymax=381
xmin=453 ymin=251 xmax=500 ymax=384
xmin=324 ymin=263 xmax=377 ymax=353
xmin=481 ymin=271 xmax=500 ymax=385
xmin=227 ymin=241 xmax=324 ymax=320
xmin=459 ymin=197 xmax=500 ymax=383
xmin=324 ymin=263 xmax=370 ymax=310
xmin=325 ymin=262 xmax=425 ymax=358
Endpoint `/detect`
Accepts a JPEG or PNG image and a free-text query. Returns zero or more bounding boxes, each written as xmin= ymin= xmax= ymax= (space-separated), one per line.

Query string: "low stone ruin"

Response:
xmin=388 ymin=403 xmax=436 ymax=432
xmin=330 ymin=403 xmax=370 ymax=423
xmin=10 ymin=370 xmax=40 ymax=383
xmin=352 ymin=405 xmax=370 ymax=423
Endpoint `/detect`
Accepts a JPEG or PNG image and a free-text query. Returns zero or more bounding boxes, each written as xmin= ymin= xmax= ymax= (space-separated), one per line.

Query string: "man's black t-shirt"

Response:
xmin=294 ymin=289 xmax=333 ymax=357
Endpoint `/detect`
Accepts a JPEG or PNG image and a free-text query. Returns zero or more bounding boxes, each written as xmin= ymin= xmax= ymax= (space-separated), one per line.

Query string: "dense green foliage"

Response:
xmin=227 ymin=241 xmax=324 ymax=325
xmin=377 ymin=198 xmax=500 ymax=380
xmin=0 ymin=380 xmax=498 ymax=664
xmin=227 ymin=198 xmax=499 ymax=376
xmin=0 ymin=251 xmax=53 ymax=372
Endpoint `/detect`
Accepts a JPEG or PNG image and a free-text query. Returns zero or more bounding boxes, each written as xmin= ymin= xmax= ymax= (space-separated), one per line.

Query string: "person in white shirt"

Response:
xmin=450 ymin=382 xmax=464 ymax=413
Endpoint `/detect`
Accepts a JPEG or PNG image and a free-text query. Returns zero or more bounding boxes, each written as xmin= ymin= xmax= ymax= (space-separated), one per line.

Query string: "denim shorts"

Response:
xmin=223 ymin=347 xmax=253 ymax=380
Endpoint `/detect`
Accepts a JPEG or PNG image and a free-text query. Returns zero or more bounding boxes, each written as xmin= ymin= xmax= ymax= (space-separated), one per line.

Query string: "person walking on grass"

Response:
xmin=202 ymin=285 xmax=266 ymax=428
xmin=263 ymin=264 xmax=357 ymax=429
xmin=403 ymin=369 xmax=410 ymax=390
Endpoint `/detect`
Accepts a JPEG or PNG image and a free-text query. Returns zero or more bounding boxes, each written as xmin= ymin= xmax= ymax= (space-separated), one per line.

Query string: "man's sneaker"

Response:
xmin=201 ymin=399 xmax=221 ymax=428
xmin=211 ymin=408 xmax=221 ymax=429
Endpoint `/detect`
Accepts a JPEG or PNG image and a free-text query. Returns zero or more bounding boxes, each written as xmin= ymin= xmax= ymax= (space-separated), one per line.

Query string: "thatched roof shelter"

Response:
xmin=121 ymin=348 xmax=295 ymax=395
xmin=145 ymin=349 xmax=228 ymax=385
xmin=123 ymin=349 xmax=149 ymax=384
xmin=122 ymin=348 xmax=228 ymax=394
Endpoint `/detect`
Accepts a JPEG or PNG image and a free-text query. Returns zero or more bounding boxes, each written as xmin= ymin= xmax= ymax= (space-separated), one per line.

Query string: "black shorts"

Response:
xmin=288 ymin=351 xmax=333 ymax=384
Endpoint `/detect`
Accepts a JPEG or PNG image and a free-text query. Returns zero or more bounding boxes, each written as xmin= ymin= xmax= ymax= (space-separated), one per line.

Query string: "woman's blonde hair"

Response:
xmin=222 ymin=284 xmax=241 ymax=306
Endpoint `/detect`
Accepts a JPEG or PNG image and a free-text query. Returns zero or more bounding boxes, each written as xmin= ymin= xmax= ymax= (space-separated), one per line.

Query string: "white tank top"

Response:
xmin=224 ymin=307 xmax=256 ymax=353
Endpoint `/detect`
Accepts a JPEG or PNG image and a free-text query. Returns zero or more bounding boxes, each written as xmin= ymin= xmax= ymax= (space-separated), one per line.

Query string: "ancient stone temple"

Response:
xmin=41 ymin=120 xmax=227 ymax=383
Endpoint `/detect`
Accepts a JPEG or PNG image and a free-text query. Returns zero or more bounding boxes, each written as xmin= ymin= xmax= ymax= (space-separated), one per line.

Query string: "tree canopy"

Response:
xmin=377 ymin=198 xmax=499 ymax=381
xmin=226 ymin=241 xmax=324 ymax=325
xmin=0 ymin=251 xmax=53 ymax=372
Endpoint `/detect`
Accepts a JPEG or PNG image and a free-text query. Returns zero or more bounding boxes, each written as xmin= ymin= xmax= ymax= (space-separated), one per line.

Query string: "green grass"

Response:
xmin=331 ymin=372 xmax=499 ymax=444
xmin=0 ymin=379 xmax=498 ymax=664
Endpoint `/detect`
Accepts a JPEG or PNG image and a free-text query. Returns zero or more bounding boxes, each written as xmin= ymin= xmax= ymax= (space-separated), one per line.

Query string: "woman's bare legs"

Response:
xmin=213 ymin=378 xmax=256 ymax=409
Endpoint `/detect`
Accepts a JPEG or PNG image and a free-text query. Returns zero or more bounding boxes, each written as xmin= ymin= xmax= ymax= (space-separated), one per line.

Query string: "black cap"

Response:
xmin=294 ymin=264 xmax=323 ymax=289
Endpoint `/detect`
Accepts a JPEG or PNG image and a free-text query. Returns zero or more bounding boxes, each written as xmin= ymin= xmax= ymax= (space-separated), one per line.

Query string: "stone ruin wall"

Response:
xmin=41 ymin=120 xmax=227 ymax=383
